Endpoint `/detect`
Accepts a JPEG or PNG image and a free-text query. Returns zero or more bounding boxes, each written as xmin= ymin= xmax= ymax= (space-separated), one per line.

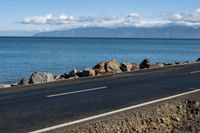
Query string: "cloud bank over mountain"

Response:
xmin=20 ymin=8 xmax=200 ymax=29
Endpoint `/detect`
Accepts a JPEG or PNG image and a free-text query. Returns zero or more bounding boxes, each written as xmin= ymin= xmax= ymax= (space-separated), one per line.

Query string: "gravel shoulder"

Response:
xmin=48 ymin=91 xmax=200 ymax=133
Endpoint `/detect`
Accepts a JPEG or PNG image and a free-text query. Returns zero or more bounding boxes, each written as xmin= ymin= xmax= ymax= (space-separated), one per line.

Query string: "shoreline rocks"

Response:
xmin=29 ymin=72 xmax=54 ymax=84
xmin=120 ymin=63 xmax=139 ymax=72
xmin=93 ymin=60 xmax=122 ymax=74
xmin=78 ymin=68 xmax=96 ymax=77
xmin=18 ymin=77 xmax=30 ymax=85
xmin=0 ymin=84 xmax=11 ymax=89
xmin=93 ymin=62 xmax=106 ymax=74
xmin=140 ymin=59 xmax=152 ymax=69
xmin=105 ymin=60 xmax=122 ymax=73
xmin=68 ymin=69 xmax=78 ymax=77
xmin=0 ymin=57 xmax=199 ymax=88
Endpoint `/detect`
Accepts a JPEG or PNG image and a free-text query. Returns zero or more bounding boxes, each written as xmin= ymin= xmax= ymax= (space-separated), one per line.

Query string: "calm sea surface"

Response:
xmin=0 ymin=37 xmax=200 ymax=83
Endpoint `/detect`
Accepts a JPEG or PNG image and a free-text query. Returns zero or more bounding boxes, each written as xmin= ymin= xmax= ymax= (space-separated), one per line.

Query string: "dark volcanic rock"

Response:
xmin=29 ymin=72 xmax=54 ymax=84
xmin=167 ymin=63 xmax=173 ymax=66
xmin=78 ymin=68 xmax=96 ymax=77
xmin=197 ymin=58 xmax=200 ymax=62
xmin=68 ymin=69 xmax=78 ymax=77
xmin=140 ymin=59 xmax=152 ymax=69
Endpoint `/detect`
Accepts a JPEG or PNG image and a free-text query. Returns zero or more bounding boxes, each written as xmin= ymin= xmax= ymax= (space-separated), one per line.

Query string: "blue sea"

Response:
xmin=0 ymin=37 xmax=200 ymax=84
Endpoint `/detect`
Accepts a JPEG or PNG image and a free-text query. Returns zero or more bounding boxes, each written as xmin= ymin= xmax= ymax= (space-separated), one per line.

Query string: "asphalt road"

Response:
xmin=0 ymin=63 xmax=200 ymax=133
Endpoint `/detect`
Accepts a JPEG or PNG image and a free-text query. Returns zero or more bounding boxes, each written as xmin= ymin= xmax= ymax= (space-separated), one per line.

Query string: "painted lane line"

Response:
xmin=190 ymin=71 xmax=200 ymax=74
xmin=46 ymin=86 xmax=108 ymax=98
xmin=30 ymin=88 xmax=200 ymax=133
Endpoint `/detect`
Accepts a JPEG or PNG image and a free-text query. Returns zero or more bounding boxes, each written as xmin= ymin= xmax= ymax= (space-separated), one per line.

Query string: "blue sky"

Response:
xmin=0 ymin=0 xmax=200 ymax=35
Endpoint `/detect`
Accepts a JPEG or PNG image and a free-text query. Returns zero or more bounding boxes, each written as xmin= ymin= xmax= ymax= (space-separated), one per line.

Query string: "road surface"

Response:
xmin=0 ymin=63 xmax=200 ymax=133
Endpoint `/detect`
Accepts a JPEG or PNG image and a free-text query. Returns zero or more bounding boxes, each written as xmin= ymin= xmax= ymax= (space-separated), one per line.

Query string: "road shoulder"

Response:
xmin=47 ymin=91 xmax=200 ymax=133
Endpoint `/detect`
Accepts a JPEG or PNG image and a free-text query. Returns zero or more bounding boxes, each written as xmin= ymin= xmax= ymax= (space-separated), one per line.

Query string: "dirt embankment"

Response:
xmin=51 ymin=93 xmax=200 ymax=133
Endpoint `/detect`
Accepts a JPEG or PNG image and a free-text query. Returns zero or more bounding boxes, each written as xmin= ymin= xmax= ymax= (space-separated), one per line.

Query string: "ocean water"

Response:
xmin=0 ymin=37 xmax=200 ymax=84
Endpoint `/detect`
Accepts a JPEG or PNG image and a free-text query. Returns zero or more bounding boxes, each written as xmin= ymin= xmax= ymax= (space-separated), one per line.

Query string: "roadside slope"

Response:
xmin=47 ymin=91 xmax=200 ymax=133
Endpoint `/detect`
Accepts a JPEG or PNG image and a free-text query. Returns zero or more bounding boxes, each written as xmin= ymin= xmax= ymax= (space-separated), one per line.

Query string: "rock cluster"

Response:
xmin=17 ymin=72 xmax=54 ymax=85
xmin=0 ymin=57 xmax=199 ymax=88
xmin=94 ymin=60 xmax=122 ymax=74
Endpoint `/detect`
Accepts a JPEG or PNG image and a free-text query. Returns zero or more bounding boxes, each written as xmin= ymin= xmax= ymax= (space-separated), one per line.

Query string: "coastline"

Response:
xmin=1 ymin=37 xmax=200 ymax=84
xmin=1 ymin=58 xmax=200 ymax=132
xmin=1 ymin=58 xmax=200 ymax=90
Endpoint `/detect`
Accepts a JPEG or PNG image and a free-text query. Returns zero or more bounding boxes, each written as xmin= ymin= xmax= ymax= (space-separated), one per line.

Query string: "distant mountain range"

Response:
xmin=34 ymin=26 xmax=200 ymax=38
xmin=0 ymin=30 xmax=38 ymax=37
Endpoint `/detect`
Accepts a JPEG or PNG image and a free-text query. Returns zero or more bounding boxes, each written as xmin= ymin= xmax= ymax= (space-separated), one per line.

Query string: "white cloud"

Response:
xmin=193 ymin=8 xmax=200 ymax=16
xmin=21 ymin=14 xmax=74 ymax=25
xmin=170 ymin=13 xmax=184 ymax=21
xmin=128 ymin=13 xmax=141 ymax=17
xmin=167 ymin=8 xmax=200 ymax=23
xmin=133 ymin=20 xmax=171 ymax=27
xmin=20 ymin=8 xmax=200 ymax=29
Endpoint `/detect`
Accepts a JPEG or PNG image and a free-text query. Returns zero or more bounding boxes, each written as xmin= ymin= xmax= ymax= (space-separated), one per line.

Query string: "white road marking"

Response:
xmin=30 ymin=88 xmax=200 ymax=133
xmin=190 ymin=71 xmax=200 ymax=74
xmin=46 ymin=86 xmax=108 ymax=98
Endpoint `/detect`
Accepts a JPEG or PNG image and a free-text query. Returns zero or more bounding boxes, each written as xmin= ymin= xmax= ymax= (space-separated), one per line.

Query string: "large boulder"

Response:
xmin=94 ymin=60 xmax=122 ymax=74
xmin=18 ymin=77 xmax=30 ymax=85
xmin=93 ymin=62 xmax=106 ymax=74
xmin=29 ymin=72 xmax=54 ymax=84
xmin=0 ymin=84 xmax=11 ymax=88
xmin=140 ymin=59 xmax=152 ymax=69
xmin=68 ymin=69 xmax=78 ymax=77
xmin=105 ymin=60 xmax=122 ymax=73
xmin=120 ymin=63 xmax=134 ymax=72
xmin=121 ymin=63 xmax=139 ymax=72
xmin=78 ymin=68 xmax=96 ymax=77
xmin=197 ymin=58 xmax=200 ymax=62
